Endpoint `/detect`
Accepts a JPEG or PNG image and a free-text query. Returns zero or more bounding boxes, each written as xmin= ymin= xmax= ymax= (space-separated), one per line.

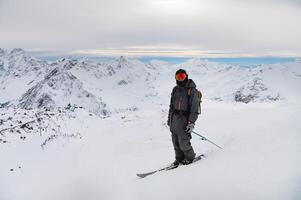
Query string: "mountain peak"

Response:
xmin=117 ymin=56 xmax=128 ymax=64
xmin=119 ymin=56 xmax=126 ymax=62
xmin=17 ymin=66 xmax=108 ymax=115
xmin=116 ymin=56 xmax=131 ymax=68
xmin=10 ymin=48 xmax=26 ymax=55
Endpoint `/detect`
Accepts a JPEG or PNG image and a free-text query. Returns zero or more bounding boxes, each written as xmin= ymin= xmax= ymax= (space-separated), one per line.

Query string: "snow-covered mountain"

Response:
xmin=0 ymin=48 xmax=49 ymax=77
xmin=17 ymin=66 xmax=108 ymax=116
xmin=177 ymin=58 xmax=301 ymax=103
xmin=0 ymin=48 xmax=54 ymax=103
xmin=0 ymin=50 xmax=161 ymax=113
xmin=1 ymin=48 xmax=301 ymax=111
xmin=69 ymin=56 xmax=160 ymax=111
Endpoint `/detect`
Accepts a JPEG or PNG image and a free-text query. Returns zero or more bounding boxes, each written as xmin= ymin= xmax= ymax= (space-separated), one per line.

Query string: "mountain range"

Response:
xmin=1 ymin=48 xmax=301 ymax=114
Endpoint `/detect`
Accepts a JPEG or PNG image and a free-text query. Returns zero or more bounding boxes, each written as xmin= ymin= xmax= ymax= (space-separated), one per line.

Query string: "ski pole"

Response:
xmin=192 ymin=131 xmax=223 ymax=150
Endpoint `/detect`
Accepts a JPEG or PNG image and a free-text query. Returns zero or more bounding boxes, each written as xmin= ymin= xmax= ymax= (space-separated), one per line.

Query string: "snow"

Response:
xmin=0 ymin=49 xmax=300 ymax=200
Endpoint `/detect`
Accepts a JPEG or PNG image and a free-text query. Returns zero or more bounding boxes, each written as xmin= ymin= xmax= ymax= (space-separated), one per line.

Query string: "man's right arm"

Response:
xmin=167 ymin=87 xmax=175 ymax=126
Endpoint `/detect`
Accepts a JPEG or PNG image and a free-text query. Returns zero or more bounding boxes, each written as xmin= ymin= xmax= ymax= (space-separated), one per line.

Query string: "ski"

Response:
xmin=136 ymin=154 xmax=205 ymax=178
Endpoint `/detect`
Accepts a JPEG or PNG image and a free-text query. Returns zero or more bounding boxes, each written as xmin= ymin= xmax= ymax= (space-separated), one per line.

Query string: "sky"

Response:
xmin=0 ymin=0 xmax=301 ymax=57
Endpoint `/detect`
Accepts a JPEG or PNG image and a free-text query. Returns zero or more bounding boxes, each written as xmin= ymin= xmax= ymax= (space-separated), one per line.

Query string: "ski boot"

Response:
xmin=181 ymin=159 xmax=193 ymax=165
xmin=169 ymin=159 xmax=182 ymax=168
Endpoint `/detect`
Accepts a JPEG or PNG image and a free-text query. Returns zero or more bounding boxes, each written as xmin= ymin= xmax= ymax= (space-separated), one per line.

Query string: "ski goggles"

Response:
xmin=175 ymin=72 xmax=187 ymax=81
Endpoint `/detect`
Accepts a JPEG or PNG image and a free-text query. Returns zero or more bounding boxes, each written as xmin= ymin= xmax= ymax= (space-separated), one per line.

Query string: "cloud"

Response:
xmin=0 ymin=0 xmax=300 ymax=57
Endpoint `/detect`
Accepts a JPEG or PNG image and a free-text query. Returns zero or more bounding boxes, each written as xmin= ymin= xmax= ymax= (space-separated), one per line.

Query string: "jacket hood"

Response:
xmin=185 ymin=79 xmax=196 ymax=88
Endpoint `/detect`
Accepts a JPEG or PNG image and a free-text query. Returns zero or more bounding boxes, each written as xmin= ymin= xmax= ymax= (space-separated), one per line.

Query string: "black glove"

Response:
xmin=185 ymin=122 xmax=194 ymax=133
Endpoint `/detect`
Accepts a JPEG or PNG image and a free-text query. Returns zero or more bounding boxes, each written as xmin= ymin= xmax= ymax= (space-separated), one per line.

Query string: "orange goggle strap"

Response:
xmin=175 ymin=73 xmax=187 ymax=81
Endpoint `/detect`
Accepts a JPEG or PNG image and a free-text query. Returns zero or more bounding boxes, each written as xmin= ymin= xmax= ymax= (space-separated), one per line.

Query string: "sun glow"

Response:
xmin=149 ymin=0 xmax=203 ymax=15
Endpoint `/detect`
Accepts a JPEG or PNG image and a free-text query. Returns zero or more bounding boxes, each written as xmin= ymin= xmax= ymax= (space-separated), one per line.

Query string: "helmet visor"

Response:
xmin=175 ymin=73 xmax=187 ymax=81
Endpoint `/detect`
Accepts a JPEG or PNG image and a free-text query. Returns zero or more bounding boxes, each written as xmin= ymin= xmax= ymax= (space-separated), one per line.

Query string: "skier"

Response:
xmin=167 ymin=69 xmax=199 ymax=166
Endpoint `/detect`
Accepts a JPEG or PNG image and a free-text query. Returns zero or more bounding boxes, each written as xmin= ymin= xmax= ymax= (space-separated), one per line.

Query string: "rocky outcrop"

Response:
xmin=234 ymin=78 xmax=281 ymax=103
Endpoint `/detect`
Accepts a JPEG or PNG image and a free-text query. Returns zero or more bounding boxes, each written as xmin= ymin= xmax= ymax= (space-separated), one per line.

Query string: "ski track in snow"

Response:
xmin=0 ymin=48 xmax=301 ymax=200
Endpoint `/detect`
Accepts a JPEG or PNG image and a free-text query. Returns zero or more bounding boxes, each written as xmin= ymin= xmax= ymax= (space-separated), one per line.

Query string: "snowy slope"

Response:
xmin=1 ymin=102 xmax=300 ymax=200
xmin=0 ymin=49 xmax=301 ymax=200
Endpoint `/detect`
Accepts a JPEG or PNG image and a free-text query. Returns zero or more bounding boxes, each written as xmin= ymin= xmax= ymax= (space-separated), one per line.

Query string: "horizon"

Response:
xmin=2 ymin=47 xmax=299 ymax=66
xmin=28 ymin=50 xmax=300 ymax=65
xmin=35 ymin=55 xmax=298 ymax=66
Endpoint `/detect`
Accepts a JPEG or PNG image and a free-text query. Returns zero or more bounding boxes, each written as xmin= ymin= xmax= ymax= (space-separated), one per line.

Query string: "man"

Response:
xmin=167 ymin=69 xmax=199 ymax=166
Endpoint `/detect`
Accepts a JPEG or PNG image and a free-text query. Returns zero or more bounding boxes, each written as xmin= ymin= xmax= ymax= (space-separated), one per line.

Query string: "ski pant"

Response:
xmin=170 ymin=113 xmax=195 ymax=162
xmin=171 ymin=131 xmax=195 ymax=162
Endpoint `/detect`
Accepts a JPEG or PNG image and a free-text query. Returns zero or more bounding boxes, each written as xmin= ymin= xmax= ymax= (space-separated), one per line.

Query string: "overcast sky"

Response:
xmin=0 ymin=0 xmax=300 ymax=57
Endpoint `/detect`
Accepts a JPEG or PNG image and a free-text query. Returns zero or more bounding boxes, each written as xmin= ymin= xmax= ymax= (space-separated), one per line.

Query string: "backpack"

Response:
xmin=188 ymin=88 xmax=202 ymax=114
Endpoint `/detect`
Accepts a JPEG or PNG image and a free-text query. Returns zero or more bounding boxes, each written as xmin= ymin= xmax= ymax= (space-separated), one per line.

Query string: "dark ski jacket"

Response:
xmin=168 ymin=79 xmax=199 ymax=131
